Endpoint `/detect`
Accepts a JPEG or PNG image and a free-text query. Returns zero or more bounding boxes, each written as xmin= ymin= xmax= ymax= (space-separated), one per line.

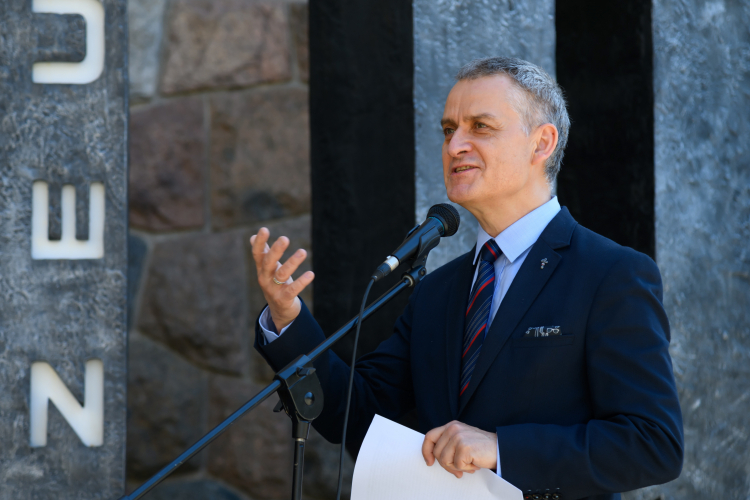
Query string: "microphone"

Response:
xmin=371 ymin=203 xmax=460 ymax=282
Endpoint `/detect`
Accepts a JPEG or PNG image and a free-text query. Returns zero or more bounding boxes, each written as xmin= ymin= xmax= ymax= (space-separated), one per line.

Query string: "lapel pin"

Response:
xmin=540 ymin=258 xmax=548 ymax=269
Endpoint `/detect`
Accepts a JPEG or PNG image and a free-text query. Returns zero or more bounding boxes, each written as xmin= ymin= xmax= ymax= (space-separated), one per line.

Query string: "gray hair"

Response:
xmin=456 ymin=57 xmax=570 ymax=182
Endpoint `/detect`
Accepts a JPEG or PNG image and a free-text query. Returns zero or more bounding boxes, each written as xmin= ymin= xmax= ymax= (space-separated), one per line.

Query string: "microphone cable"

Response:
xmin=335 ymin=276 xmax=376 ymax=500
xmin=332 ymin=204 xmax=458 ymax=498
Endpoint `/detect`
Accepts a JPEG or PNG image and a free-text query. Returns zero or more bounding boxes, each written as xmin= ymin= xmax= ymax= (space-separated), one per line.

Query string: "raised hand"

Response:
xmin=250 ymin=227 xmax=315 ymax=332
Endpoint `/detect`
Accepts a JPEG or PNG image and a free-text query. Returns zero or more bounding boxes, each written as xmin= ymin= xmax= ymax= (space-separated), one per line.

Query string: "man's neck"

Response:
xmin=469 ymin=187 xmax=553 ymax=238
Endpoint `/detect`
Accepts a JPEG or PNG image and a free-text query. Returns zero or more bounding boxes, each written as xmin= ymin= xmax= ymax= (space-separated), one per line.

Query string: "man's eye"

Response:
xmin=475 ymin=123 xmax=487 ymax=129
xmin=443 ymin=128 xmax=454 ymax=136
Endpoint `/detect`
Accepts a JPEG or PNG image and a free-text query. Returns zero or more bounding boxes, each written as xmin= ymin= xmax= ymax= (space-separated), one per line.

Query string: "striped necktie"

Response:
xmin=460 ymin=239 xmax=501 ymax=404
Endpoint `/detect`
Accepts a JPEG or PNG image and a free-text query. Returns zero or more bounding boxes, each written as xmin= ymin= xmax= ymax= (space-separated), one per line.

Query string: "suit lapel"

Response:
xmin=444 ymin=250 xmax=475 ymax=419
xmin=457 ymin=208 xmax=577 ymax=415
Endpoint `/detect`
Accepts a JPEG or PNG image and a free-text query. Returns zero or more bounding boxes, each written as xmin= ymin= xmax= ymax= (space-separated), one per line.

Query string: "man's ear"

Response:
xmin=532 ymin=123 xmax=558 ymax=167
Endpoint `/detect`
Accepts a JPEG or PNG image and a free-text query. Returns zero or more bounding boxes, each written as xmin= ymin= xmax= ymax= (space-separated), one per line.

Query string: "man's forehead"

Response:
xmin=442 ymin=75 xmax=518 ymax=122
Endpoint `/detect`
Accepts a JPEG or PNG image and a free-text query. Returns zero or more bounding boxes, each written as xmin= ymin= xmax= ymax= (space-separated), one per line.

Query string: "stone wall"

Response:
xmin=126 ymin=0 xmax=353 ymax=498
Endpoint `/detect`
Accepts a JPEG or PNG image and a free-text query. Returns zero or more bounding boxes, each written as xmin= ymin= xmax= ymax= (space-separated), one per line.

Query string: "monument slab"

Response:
xmin=0 ymin=0 xmax=128 ymax=498
xmin=626 ymin=2 xmax=750 ymax=498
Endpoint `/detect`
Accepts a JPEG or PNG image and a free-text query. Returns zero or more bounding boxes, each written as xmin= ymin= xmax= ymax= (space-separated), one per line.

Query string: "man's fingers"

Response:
xmin=422 ymin=424 xmax=446 ymax=466
xmin=250 ymin=229 xmax=271 ymax=266
xmin=454 ymin=441 xmax=480 ymax=472
xmin=274 ymin=249 xmax=308 ymax=282
xmin=261 ymin=236 xmax=290 ymax=278
xmin=441 ymin=463 xmax=464 ymax=479
xmin=437 ymin=431 xmax=462 ymax=471
xmin=431 ymin=421 xmax=460 ymax=466
xmin=424 ymin=424 xmax=446 ymax=444
xmin=422 ymin=438 xmax=436 ymax=466
xmin=288 ymin=271 xmax=315 ymax=296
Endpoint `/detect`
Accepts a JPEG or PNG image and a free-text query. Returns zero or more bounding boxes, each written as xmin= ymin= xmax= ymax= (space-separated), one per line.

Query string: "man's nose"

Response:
xmin=446 ymin=128 xmax=472 ymax=157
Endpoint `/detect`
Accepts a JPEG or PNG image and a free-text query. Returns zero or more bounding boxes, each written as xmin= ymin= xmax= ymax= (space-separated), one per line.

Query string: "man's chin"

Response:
xmin=445 ymin=187 xmax=476 ymax=207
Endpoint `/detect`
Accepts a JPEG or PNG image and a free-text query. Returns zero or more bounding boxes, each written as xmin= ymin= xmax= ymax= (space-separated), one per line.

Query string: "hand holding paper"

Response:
xmin=351 ymin=415 xmax=522 ymax=500
xmin=422 ymin=420 xmax=498 ymax=478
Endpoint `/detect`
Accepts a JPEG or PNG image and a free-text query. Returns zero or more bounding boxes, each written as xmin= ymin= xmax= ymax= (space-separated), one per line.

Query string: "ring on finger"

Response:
xmin=272 ymin=275 xmax=285 ymax=285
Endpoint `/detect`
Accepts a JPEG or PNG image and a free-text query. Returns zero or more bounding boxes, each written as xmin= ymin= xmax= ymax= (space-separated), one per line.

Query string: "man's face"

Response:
xmin=441 ymin=75 xmax=539 ymax=213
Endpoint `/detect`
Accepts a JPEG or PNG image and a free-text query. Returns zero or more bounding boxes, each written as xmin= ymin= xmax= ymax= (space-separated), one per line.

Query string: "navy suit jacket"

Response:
xmin=255 ymin=208 xmax=684 ymax=500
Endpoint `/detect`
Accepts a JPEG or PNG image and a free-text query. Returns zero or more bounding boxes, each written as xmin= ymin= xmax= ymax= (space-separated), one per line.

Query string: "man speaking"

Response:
xmin=250 ymin=57 xmax=683 ymax=499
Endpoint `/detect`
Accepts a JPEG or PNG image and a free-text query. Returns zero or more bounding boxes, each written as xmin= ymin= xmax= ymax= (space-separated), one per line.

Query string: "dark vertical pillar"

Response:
xmin=309 ymin=0 xmax=415 ymax=362
xmin=555 ymin=0 xmax=655 ymax=257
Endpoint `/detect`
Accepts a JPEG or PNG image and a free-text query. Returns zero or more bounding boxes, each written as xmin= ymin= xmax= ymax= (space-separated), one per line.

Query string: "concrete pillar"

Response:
xmin=633 ymin=1 xmax=750 ymax=498
xmin=413 ymin=0 xmax=556 ymax=269
xmin=0 ymin=0 xmax=128 ymax=498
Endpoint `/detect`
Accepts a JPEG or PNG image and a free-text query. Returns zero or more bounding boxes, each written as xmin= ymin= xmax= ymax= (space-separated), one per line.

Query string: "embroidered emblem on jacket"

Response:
xmin=524 ymin=326 xmax=561 ymax=337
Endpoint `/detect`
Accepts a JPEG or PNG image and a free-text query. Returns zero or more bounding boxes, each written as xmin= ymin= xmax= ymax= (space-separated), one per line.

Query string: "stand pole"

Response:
xmin=290 ymin=418 xmax=311 ymax=500
xmin=292 ymin=437 xmax=306 ymax=500
xmin=120 ymin=381 xmax=281 ymax=500
xmin=119 ymin=270 xmax=421 ymax=500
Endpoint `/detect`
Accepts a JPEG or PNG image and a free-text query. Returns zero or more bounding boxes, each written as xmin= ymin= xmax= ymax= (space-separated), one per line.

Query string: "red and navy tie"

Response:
xmin=460 ymin=239 xmax=501 ymax=404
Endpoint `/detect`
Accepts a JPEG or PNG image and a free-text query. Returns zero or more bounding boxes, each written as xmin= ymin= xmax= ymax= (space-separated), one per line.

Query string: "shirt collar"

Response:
xmin=473 ymin=196 xmax=562 ymax=264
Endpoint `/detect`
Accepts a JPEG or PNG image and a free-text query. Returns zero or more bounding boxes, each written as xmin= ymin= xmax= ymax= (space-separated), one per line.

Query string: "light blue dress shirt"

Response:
xmin=471 ymin=196 xmax=561 ymax=330
xmin=259 ymin=197 xmax=562 ymax=477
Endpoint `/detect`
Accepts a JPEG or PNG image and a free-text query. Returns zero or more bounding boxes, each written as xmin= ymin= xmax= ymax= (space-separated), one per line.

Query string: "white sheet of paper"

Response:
xmin=351 ymin=415 xmax=522 ymax=500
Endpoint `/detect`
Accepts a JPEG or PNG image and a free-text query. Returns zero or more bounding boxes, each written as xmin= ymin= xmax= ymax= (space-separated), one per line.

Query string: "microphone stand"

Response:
xmin=119 ymin=251 xmax=432 ymax=500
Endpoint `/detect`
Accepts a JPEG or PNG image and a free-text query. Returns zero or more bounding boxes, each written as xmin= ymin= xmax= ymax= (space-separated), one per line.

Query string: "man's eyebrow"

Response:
xmin=467 ymin=113 xmax=498 ymax=122
xmin=440 ymin=113 xmax=498 ymax=127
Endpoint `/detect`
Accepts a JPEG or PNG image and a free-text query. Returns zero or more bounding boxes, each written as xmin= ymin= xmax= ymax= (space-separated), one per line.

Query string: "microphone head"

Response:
xmin=427 ymin=204 xmax=460 ymax=237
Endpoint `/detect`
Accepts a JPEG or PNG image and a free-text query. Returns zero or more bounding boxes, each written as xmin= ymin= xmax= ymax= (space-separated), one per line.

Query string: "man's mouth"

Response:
xmin=453 ymin=165 xmax=476 ymax=173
